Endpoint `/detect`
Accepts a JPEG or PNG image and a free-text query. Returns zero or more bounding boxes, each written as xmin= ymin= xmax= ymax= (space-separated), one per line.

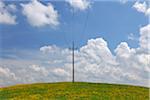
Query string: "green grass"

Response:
xmin=0 ymin=82 xmax=149 ymax=100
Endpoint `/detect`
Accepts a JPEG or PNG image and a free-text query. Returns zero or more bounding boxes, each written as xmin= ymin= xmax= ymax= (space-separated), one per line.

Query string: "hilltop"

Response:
xmin=0 ymin=82 xmax=149 ymax=100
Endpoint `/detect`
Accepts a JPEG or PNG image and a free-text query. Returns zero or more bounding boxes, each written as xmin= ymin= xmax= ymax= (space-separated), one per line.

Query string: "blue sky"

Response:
xmin=0 ymin=0 xmax=149 ymax=87
xmin=0 ymin=0 xmax=148 ymax=52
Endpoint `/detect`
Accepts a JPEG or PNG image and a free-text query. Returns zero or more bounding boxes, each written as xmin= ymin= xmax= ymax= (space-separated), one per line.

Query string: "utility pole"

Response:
xmin=72 ymin=41 xmax=75 ymax=83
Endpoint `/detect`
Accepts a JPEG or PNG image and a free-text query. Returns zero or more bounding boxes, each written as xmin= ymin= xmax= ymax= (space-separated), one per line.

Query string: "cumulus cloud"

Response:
xmin=40 ymin=45 xmax=60 ymax=54
xmin=0 ymin=67 xmax=17 ymax=86
xmin=133 ymin=1 xmax=150 ymax=16
xmin=114 ymin=24 xmax=150 ymax=86
xmin=53 ymin=68 xmax=69 ymax=77
xmin=29 ymin=64 xmax=49 ymax=76
xmin=67 ymin=0 xmax=91 ymax=11
xmin=0 ymin=67 xmax=16 ymax=80
xmin=0 ymin=24 xmax=149 ymax=87
xmin=21 ymin=0 xmax=59 ymax=27
xmin=0 ymin=1 xmax=17 ymax=24
xmin=139 ymin=24 xmax=150 ymax=53
xmin=115 ymin=42 xmax=135 ymax=59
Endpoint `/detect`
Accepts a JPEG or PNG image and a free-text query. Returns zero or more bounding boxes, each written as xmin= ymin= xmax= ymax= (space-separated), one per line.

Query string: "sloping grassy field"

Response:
xmin=0 ymin=82 xmax=149 ymax=100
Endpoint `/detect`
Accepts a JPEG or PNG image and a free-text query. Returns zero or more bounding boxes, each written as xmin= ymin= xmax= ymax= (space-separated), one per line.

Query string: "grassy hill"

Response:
xmin=0 ymin=82 xmax=149 ymax=100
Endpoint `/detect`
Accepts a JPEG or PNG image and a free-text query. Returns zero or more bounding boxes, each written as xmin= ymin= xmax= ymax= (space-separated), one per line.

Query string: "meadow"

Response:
xmin=0 ymin=82 xmax=149 ymax=100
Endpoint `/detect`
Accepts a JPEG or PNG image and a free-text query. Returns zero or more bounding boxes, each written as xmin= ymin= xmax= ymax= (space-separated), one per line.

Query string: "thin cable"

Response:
xmin=71 ymin=9 xmax=75 ymax=46
xmin=62 ymin=28 xmax=70 ymax=48
xmin=79 ymin=10 xmax=90 ymax=46
xmin=62 ymin=10 xmax=75 ymax=48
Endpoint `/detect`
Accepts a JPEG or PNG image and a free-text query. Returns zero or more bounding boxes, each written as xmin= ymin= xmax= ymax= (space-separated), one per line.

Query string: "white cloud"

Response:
xmin=79 ymin=38 xmax=116 ymax=65
xmin=40 ymin=45 xmax=60 ymax=54
xmin=133 ymin=1 xmax=150 ymax=16
xmin=139 ymin=24 xmax=150 ymax=53
xmin=29 ymin=64 xmax=49 ymax=76
xmin=0 ymin=24 xmax=149 ymax=87
xmin=133 ymin=2 xmax=147 ymax=13
xmin=115 ymin=42 xmax=135 ymax=59
xmin=0 ymin=67 xmax=17 ymax=86
xmin=53 ymin=68 xmax=69 ymax=77
xmin=0 ymin=1 xmax=17 ymax=24
xmin=128 ymin=33 xmax=138 ymax=41
xmin=21 ymin=0 xmax=59 ymax=27
xmin=67 ymin=0 xmax=91 ymax=11
xmin=119 ymin=0 xmax=128 ymax=4
xmin=0 ymin=67 xmax=16 ymax=80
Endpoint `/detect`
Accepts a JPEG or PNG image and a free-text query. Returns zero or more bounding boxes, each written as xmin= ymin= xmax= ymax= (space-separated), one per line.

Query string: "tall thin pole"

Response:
xmin=72 ymin=41 xmax=75 ymax=83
